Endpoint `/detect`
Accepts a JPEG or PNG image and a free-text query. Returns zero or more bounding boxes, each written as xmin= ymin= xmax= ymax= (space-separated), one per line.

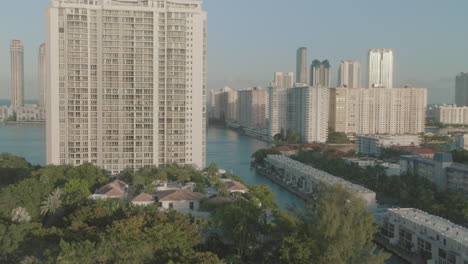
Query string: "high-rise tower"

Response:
xmin=310 ymin=59 xmax=331 ymax=87
xmin=46 ymin=0 xmax=207 ymax=174
xmin=338 ymin=60 xmax=361 ymax=88
xmin=39 ymin=43 xmax=47 ymax=108
xmin=296 ymin=47 xmax=307 ymax=84
xmin=455 ymin=73 xmax=468 ymax=107
xmin=368 ymin=49 xmax=393 ymax=88
xmin=10 ymin=40 xmax=24 ymax=108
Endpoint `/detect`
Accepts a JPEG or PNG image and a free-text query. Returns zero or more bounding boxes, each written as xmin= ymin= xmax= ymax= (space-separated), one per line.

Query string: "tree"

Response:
xmin=252 ymin=148 xmax=281 ymax=164
xmin=206 ymin=163 xmax=220 ymax=176
xmin=0 ymin=153 xmax=33 ymax=186
xmin=11 ymin=207 xmax=31 ymax=223
xmin=62 ymin=179 xmax=91 ymax=206
xmin=245 ymin=184 xmax=278 ymax=210
xmin=40 ymin=188 xmax=63 ymax=216
xmin=327 ymin=132 xmax=350 ymax=144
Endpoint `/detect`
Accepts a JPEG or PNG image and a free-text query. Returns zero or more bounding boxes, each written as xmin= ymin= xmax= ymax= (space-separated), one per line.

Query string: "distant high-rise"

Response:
xmin=46 ymin=0 xmax=207 ymax=173
xmin=368 ymin=49 xmax=393 ymax=88
xmin=38 ymin=43 xmax=46 ymax=108
xmin=455 ymin=72 xmax=468 ymax=106
xmin=338 ymin=60 xmax=361 ymax=88
xmin=310 ymin=60 xmax=331 ymax=87
xmin=273 ymin=72 xmax=294 ymax=88
xmin=10 ymin=40 xmax=24 ymax=108
xmin=296 ymin=47 xmax=307 ymax=84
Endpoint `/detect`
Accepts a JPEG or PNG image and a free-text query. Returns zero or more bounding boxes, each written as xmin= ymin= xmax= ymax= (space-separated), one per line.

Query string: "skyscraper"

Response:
xmin=46 ymin=0 xmax=207 ymax=174
xmin=455 ymin=72 xmax=468 ymax=106
xmin=310 ymin=59 xmax=331 ymax=87
xmin=338 ymin=60 xmax=361 ymax=88
xmin=368 ymin=49 xmax=393 ymax=88
xmin=10 ymin=40 xmax=24 ymax=108
xmin=39 ymin=43 xmax=47 ymax=108
xmin=272 ymin=72 xmax=294 ymax=88
xmin=296 ymin=47 xmax=307 ymax=84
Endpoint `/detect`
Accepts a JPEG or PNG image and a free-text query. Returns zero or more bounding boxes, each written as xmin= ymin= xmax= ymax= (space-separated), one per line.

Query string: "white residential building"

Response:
xmin=46 ymin=0 xmax=207 ymax=174
xmin=379 ymin=208 xmax=468 ymax=264
xmin=455 ymin=134 xmax=468 ymax=150
xmin=265 ymin=155 xmax=377 ymax=210
xmin=358 ymin=135 xmax=421 ymax=156
xmin=156 ymin=189 xmax=204 ymax=212
xmin=455 ymin=72 xmax=468 ymax=107
xmin=39 ymin=43 xmax=47 ymax=109
xmin=268 ymin=86 xmax=329 ymax=143
xmin=368 ymin=49 xmax=393 ymax=88
xmin=16 ymin=105 xmax=46 ymax=122
xmin=338 ymin=60 xmax=361 ymax=88
xmin=272 ymin=72 xmax=294 ymax=88
xmin=10 ymin=40 xmax=24 ymax=108
xmin=210 ymin=87 xmax=238 ymax=124
xmin=329 ymin=86 xmax=427 ymax=135
xmin=296 ymin=47 xmax=307 ymax=85
xmin=434 ymin=105 xmax=468 ymax=125
xmin=0 ymin=106 xmax=14 ymax=122
xmin=237 ymin=87 xmax=268 ymax=129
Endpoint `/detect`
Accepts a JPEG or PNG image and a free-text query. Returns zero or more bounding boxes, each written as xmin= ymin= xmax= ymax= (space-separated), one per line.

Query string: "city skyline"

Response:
xmin=0 ymin=0 xmax=467 ymax=104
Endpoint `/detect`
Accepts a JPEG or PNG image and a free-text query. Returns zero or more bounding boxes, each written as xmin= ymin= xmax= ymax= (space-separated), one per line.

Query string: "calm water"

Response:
xmin=0 ymin=123 xmax=302 ymax=209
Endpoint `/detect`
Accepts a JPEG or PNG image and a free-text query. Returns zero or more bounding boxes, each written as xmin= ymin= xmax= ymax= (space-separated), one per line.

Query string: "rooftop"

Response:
xmin=131 ymin=193 xmax=154 ymax=203
xmin=266 ymin=155 xmax=374 ymax=194
xmin=156 ymin=189 xmax=204 ymax=202
xmin=388 ymin=208 xmax=468 ymax=245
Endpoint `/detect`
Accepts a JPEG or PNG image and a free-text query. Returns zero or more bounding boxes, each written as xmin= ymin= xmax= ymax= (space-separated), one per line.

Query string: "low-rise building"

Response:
xmin=156 ymin=189 xmax=204 ymax=212
xmin=358 ymin=135 xmax=421 ymax=157
xmin=0 ymin=106 xmax=14 ymax=122
xmin=15 ymin=105 xmax=46 ymax=122
xmin=264 ymin=155 xmax=377 ymax=209
xmin=90 ymin=180 xmax=129 ymax=200
xmin=400 ymin=153 xmax=468 ymax=195
xmin=221 ymin=179 xmax=248 ymax=194
xmin=379 ymin=208 xmax=468 ymax=264
xmin=434 ymin=105 xmax=468 ymax=125
xmin=131 ymin=193 xmax=155 ymax=206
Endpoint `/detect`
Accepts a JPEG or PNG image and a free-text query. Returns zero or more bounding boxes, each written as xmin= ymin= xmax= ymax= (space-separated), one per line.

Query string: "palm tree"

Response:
xmin=40 ymin=188 xmax=63 ymax=216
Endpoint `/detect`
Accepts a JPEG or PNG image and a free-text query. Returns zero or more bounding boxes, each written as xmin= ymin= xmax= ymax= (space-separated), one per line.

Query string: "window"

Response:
xmin=169 ymin=202 xmax=173 ymax=209
xmin=189 ymin=202 xmax=194 ymax=210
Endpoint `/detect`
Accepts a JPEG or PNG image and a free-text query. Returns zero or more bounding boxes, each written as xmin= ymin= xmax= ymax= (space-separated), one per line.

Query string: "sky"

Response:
xmin=0 ymin=0 xmax=467 ymax=104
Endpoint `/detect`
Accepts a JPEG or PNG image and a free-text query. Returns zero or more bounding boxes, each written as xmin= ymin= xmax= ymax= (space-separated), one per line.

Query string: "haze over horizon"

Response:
xmin=0 ymin=0 xmax=467 ymax=104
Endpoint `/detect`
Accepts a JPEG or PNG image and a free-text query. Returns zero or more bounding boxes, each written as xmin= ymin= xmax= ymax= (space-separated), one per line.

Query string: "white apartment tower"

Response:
xmin=39 ymin=43 xmax=47 ymax=108
xmin=368 ymin=49 xmax=393 ymax=88
xmin=272 ymin=72 xmax=294 ymax=88
xmin=46 ymin=0 xmax=207 ymax=174
xmin=338 ymin=60 xmax=360 ymax=88
xmin=310 ymin=60 xmax=331 ymax=88
xmin=10 ymin=40 xmax=25 ymax=108
xmin=455 ymin=72 xmax=468 ymax=106
xmin=296 ymin=47 xmax=307 ymax=84
xmin=269 ymin=86 xmax=329 ymax=143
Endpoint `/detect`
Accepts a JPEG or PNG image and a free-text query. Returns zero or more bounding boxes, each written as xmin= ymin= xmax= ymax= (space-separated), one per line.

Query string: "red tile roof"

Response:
xmin=397 ymin=146 xmax=437 ymax=155
xmin=131 ymin=193 xmax=154 ymax=203
xmin=226 ymin=181 xmax=249 ymax=192
xmin=276 ymin=146 xmax=294 ymax=152
xmin=96 ymin=180 xmax=127 ymax=197
xmin=156 ymin=189 xmax=204 ymax=202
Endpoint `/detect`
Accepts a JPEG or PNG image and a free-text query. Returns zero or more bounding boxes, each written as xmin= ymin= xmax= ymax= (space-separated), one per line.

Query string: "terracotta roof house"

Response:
xmin=90 ymin=180 xmax=129 ymax=200
xmin=131 ymin=193 xmax=155 ymax=206
xmin=223 ymin=179 xmax=249 ymax=193
xmin=156 ymin=189 xmax=205 ymax=212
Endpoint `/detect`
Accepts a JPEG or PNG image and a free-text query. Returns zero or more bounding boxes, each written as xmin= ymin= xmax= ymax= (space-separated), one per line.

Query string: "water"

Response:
xmin=0 ymin=123 xmax=302 ymax=209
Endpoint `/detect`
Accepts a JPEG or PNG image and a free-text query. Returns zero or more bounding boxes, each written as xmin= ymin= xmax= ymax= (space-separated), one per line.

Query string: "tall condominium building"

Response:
xmin=10 ymin=40 xmax=25 ymax=108
xmin=368 ymin=49 xmax=393 ymax=88
xmin=296 ymin=47 xmax=307 ymax=85
xmin=309 ymin=59 xmax=331 ymax=88
xmin=237 ymin=87 xmax=268 ymax=129
xmin=338 ymin=60 xmax=361 ymax=88
xmin=455 ymin=72 xmax=468 ymax=106
xmin=269 ymin=86 xmax=329 ymax=143
xmin=46 ymin=0 xmax=207 ymax=174
xmin=329 ymin=86 xmax=427 ymax=135
xmin=39 ymin=43 xmax=47 ymax=108
xmin=210 ymin=86 xmax=238 ymax=124
xmin=434 ymin=105 xmax=468 ymax=125
xmin=272 ymin=72 xmax=294 ymax=88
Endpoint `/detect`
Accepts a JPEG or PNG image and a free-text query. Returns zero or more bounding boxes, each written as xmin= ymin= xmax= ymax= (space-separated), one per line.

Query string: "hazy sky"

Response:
xmin=0 ymin=0 xmax=467 ymax=103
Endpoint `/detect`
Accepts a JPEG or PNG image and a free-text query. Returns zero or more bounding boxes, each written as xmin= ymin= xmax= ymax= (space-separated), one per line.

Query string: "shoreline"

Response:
xmin=0 ymin=121 xmax=45 ymax=125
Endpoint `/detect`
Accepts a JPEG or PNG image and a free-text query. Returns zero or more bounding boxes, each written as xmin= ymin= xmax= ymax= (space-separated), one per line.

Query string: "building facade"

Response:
xmin=296 ymin=47 xmax=307 ymax=85
xmin=400 ymin=153 xmax=468 ymax=195
xmin=338 ymin=60 xmax=360 ymax=88
xmin=455 ymin=134 xmax=468 ymax=150
xmin=310 ymin=59 xmax=331 ymax=88
xmin=368 ymin=49 xmax=393 ymax=88
xmin=455 ymin=72 xmax=468 ymax=107
xmin=434 ymin=105 xmax=468 ymax=125
xmin=272 ymin=72 xmax=294 ymax=88
xmin=10 ymin=40 xmax=24 ymax=108
xmin=358 ymin=135 xmax=421 ymax=157
xmin=329 ymin=86 xmax=427 ymax=135
xmin=210 ymin=86 xmax=238 ymax=124
xmin=268 ymin=86 xmax=329 ymax=143
xmin=378 ymin=208 xmax=468 ymax=264
xmin=39 ymin=43 xmax=47 ymax=108
xmin=237 ymin=87 xmax=268 ymax=129
xmin=46 ymin=0 xmax=207 ymax=174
